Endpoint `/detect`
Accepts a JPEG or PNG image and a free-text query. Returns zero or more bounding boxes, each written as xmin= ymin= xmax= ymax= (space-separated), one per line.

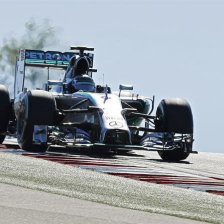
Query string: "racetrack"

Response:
xmin=0 ymin=183 xmax=206 ymax=224
xmin=0 ymin=140 xmax=224 ymax=224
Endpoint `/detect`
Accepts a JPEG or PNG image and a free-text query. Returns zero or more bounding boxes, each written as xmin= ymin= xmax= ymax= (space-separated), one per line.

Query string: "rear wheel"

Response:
xmin=0 ymin=85 xmax=11 ymax=143
xmin=155 ymin=98 xmax=193 ymax=161
xmin=17 ymin=90 xmax=57 ymax=152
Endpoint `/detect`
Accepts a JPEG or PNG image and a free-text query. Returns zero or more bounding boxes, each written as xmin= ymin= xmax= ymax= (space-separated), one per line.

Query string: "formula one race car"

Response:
xmin=0 ymin=46 xmax=197 ymax=161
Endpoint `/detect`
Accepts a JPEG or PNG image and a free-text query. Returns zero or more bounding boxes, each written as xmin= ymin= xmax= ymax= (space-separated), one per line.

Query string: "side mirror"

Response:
xmin=119 ymin=84 xmax=133 ymax=91
xmin=47 ymin=80 xmax=63 ymax=92
xmin=119 ymin=84 xmax=133 ymax=97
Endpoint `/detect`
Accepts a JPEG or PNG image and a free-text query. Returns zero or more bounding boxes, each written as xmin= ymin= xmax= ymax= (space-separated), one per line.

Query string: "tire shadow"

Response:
xmin=149 ymin=158 xmax=192 ymax=164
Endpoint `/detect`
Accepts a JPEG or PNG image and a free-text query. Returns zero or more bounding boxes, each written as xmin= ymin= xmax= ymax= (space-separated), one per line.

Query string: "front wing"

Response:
xmin=48 ymin=142 xmax=198 ymax=154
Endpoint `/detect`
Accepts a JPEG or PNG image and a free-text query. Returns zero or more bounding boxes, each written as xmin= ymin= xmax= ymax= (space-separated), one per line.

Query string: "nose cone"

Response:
xmin=92 ymin=93 xmax=132 ymax=144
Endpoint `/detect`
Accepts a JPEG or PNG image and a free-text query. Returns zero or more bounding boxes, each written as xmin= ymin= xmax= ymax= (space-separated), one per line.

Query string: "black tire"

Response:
xmin=0 ymin=85 xmax=11 ymax=142
xmin=158 ymin=149 xmax=190 ymax=161
xmin=0 ymin=134 xmax=5 ymax=144
xmin=17 ymin=90 xmax=57 ymax=152
xmin=22 ymin=90 xmax=57 ymax=125
xmin=17 ymin=118 xmax=47 ymax=152
xmin=155 ymin=98 xmax=193 ymax=161
xmin=155 ymin=98 xmax=193 ymax=134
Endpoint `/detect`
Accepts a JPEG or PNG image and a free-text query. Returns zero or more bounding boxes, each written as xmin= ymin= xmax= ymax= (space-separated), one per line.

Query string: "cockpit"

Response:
xmin=63 ymin=49 xmax=96 ymax=93
xmin=72 ymin=75 xmax=96 ymax=92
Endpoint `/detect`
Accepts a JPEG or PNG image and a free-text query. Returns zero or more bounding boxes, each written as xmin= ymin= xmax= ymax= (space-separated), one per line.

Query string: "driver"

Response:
xmin=66 ymin=55 xmax=96 ymax=93
xmin=70 ymin=74 xmax=96 ymax=93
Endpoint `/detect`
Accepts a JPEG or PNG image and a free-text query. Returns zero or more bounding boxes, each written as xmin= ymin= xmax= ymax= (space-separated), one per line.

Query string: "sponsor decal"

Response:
xmin=25 ymin=50 xmax=75 ymax=61
xmin=25 ymin=50 xmax=94 ymax=63
xmin=104 ymin=115 xmax=123 ymax=121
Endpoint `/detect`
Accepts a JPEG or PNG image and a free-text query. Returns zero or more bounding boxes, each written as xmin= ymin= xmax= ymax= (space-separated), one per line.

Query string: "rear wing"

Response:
xmin=24 ymin=49 xmax=94 ymax=68
xmin=14 ymin=49 xmax=96 ymax=97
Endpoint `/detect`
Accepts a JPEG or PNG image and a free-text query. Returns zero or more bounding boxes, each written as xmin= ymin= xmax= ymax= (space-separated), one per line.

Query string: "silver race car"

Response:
xmin=0 ymin=46 xmax=197 ymax=161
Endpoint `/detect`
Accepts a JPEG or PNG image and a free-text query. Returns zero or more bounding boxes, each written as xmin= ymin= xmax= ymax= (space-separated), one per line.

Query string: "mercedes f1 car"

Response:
xmin=0 ymin=46 xmax=197 ymax=161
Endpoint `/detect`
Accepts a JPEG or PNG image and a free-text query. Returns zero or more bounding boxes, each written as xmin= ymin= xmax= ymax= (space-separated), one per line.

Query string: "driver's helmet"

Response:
xmin=73 ymin=75 xmax=95 ymax=92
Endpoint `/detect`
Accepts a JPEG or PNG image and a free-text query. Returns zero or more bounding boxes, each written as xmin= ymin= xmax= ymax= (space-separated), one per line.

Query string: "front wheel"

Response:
xmin=16 ymin=90 xmax=57 ymax=152
xmin=155 ymin=98 xmax=193 ymax=161
xmin=17 ymin=115 xmax=48 ymax=152
xmin=158 ymin=149 xmax=190 ymax=161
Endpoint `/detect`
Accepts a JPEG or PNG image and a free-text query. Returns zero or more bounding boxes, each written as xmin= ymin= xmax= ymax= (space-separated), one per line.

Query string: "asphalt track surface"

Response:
xmin=0 ymin=183 xmax=205 ymax=224
xmin=0 ymin=139 xmax=224 ymax=223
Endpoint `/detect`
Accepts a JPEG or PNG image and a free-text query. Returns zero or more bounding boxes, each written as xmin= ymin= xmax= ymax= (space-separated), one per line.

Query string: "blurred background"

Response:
xmin=0 ymin=0 xmax=223 ymax=153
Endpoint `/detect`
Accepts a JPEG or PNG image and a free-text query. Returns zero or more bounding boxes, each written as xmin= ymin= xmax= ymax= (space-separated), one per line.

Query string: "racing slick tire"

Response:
xmin=17 ymin=90 xmax=57 ymax=152
xmin=155 ymin=98 xmax=193 ymax=134
xmin=155 ymin=98 xmax=193 ymax=161
xmin=0 ymin=135 xmax=5 ymax=144
xmin=158 ymin=149 xmax=190 ymax=161
xmin=0 ymin=84 xmax=11 ymax=144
